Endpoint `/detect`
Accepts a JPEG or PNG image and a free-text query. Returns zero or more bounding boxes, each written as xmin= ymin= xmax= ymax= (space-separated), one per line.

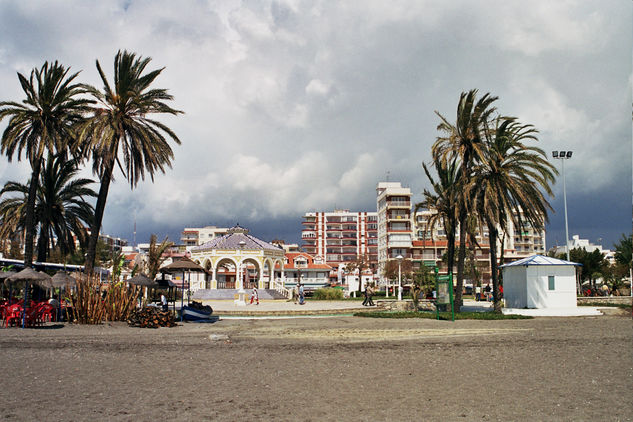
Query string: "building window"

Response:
xmin=548 ymin=276 xmax=555 ymax=291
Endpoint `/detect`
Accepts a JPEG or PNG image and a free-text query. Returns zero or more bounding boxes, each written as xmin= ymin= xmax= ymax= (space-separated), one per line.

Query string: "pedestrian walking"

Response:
xmin=365 ymin=283 xmax=374 ymax=306
xmin=161 ymin=293 xmax=168 ymax=311
xmin=250 ymin=286 xmax=259 ymax=305
xmin=362 ymin=283 xmax=370 ymax=306
xmin=299 ymin=283 xmax=305 ymax=305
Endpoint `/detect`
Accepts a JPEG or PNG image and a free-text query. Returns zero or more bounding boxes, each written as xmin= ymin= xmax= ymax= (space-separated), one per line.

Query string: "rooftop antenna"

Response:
xmin=386 ymin=170 xmax=390 ymax=182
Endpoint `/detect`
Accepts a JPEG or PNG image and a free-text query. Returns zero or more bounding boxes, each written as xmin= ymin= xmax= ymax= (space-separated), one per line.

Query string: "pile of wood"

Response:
xmin=127 ymin=307 xmax=177 ymax=328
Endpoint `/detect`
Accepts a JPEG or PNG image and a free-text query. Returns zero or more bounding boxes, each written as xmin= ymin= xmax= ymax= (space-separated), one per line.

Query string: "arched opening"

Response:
xmin=263 ymin=259 xmax=273 ymax=289
xmin=241 ymin=258 xmax=261 ymax=289
xmin=215 ymin=258 xmax=238 ymax=289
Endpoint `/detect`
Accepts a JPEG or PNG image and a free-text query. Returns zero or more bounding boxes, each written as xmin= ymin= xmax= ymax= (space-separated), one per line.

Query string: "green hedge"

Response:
xmin=312 ymin=288 xmax=345 ymax=300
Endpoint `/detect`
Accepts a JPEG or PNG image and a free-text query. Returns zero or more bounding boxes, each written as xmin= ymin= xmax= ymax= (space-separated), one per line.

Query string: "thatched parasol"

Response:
xmin=160 ymin=257 xmax=207 ymax=273
xmin=0 ymin=270 xmax=17 ymax=280
xmin=126 ymin=273 xmax=157 ymax=287
xmin=6 ymin=267 xmax=53 ymax=288
xmin=51 ymin=271 xmax=77 ymax=288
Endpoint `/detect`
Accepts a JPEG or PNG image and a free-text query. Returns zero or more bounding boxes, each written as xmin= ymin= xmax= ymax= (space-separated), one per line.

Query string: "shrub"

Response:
xmin=71 ymin=274 xmax=140 ymax=324
xmin=312 ymin=288 xmax=344 ymax=300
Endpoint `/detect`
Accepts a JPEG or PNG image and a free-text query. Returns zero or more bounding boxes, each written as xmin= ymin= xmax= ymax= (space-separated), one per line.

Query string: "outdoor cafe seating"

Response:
xmin=1 ymin=299 xmax=58 ymax=328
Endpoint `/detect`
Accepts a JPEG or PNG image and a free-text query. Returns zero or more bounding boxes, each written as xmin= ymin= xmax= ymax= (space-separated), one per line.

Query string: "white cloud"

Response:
xmin=305 ymin=79 xmax=330 ymax=97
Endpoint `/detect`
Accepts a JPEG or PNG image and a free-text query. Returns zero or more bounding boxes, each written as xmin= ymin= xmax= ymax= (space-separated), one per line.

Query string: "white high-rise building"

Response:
xmin=376 ymin=182 xmax=413 ymax=280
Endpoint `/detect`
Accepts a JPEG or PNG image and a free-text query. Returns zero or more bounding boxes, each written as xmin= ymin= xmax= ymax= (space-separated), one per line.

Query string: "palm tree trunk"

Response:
xmin=36 ymin=226 xmax=48 ymax=263
xmin=455 ymin=212 xmax=467 ymax=311
xmin=23 ymin=157 xmax=42 ymax=268
xmin=488 ymin=223 xmax=502 ymax=313
xmin=84 ymin=160 xmax=114 ymax=274
xmin=498 ymin=230 xmax=507 ymax=286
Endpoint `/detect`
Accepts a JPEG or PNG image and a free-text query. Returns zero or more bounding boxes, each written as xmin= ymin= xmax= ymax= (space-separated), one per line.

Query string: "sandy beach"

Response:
xmin=1 ymin=314 xmax=631 ymax=421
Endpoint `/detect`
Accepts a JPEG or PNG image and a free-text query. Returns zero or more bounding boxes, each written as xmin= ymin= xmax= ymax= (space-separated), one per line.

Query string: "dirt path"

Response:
xmin=0 ymin=316 xmax=631 ymax=421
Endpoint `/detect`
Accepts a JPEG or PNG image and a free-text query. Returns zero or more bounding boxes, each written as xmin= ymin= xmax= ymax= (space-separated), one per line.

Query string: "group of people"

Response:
xmin=293 ymin=283 xmax=305 ymax=305
xmin=362 ymin=283 xmax=375 ymax=306
xmin=475 ymin=284 xmax=503 ymax=301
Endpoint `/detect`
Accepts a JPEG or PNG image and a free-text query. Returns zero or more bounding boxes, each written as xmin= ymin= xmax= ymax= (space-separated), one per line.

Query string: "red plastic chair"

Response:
xmin=4 ymin=305 xmax=23 ymax=327
xmin=37 ymin=303 xmax=56 ymax=323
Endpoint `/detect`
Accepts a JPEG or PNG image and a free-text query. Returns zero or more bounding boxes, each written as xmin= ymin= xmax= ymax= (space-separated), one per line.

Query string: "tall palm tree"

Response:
xmin=432 ymin=89 xmax=499 ymax=309
xmin=80 ymin=50 xmax=183 ymax=274
xmin=0 ymin=61 xmax=92 ymax=267
xmin=0 ymin=152 xmax=97 ymax=262
xmin=468 ymin=118 xmax=557 ymax=312
xmin=415 ymin=155 xmax=460 ymax=286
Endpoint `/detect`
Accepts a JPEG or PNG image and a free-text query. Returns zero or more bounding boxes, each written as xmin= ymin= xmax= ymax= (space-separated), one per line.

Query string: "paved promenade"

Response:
xmin=196 ymin=298 xmax=498 ymax=316
xmin=194 ymin=298 xmax=606 ymax=317
xmin=198 ymin=298 xmax=369 ymax=316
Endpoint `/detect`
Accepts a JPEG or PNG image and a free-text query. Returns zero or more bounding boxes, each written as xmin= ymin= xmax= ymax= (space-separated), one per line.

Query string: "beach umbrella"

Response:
xmin=7 ymin=268 xmax=53 ymax=328
xmin=126 ymin=273 xmax=158 ymax=307
xmin=51 ymin=271 xmax=77 ymax=288
xmin=126 ymin=273 xmax=157 ymax=287
xmin=0 ymin=270 xmax=17 ymax=280
xmin=161 ymin=258 xmax=206 ymax=320
xmin=160 ymin=257 xmax=207 ymax=273
xmin=7 ymin=267 xmax=53 ymax=288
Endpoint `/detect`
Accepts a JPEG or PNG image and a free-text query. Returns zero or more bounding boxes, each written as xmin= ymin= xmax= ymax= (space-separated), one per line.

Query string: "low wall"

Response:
xmin=376 ymin=299 xmax=436 ymax=312
xmin=577 ymin=296 xmax=632 ymax=306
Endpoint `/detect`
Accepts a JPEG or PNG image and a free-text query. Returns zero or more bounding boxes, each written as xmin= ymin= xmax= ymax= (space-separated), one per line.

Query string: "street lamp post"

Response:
xmin=397 ymin=255 xmax=403 ymax=301
xmin=552 ymin=150 xmax=573 ymax=261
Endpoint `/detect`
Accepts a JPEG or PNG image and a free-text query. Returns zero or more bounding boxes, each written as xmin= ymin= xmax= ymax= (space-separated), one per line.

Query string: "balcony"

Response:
xmin=387 ymin=200 xmax=410 ymax=208
xmin=302 ymin=232 xmax=316 ymax=239
xmin=387 ymin=213 xmax=410 ymax=221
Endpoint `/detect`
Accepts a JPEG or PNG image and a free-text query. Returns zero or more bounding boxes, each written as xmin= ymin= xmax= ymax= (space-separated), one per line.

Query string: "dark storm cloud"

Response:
xmin=0 ymin=0 xmax=630 ymax=248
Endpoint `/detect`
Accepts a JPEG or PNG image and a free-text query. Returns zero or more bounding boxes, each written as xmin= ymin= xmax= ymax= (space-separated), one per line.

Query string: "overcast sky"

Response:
xmin=0 ymin=0 xmax=631 ymax=251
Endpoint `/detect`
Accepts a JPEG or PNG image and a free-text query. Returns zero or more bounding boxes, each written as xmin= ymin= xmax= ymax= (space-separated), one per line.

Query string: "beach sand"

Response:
xmin=0 ymin=315 xmax=631 ymax=421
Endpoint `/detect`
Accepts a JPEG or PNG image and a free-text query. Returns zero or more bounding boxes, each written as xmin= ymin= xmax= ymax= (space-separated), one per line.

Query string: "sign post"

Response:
xmin=435 ymin=268 xmax=455 ymax=321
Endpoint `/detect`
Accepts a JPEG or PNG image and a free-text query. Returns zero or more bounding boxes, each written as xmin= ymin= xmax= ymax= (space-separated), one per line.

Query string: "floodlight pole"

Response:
xmin=553 ymin=151 xmax=572 ymax=262
xmin=562 ymin=158 xmax=570 ymax=262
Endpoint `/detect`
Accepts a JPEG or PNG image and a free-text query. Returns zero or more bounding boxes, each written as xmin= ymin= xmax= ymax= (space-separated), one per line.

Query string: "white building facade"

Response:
xmin=376 ymin=182 xmax=413 ymax=280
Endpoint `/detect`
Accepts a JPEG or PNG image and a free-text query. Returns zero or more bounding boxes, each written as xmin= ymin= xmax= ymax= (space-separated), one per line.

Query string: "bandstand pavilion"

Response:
xmin=189 ymin=225 xmax=286 ymax=292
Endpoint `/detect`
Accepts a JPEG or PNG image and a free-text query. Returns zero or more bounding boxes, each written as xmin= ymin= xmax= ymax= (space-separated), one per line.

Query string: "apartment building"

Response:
xmin=181 ymin=226 xmax=229 ymax=247
xmin=376 ymin=182 xmax=414 ymax=279
xmin=413 ymin=206 xmax=547 ymax=281
xmin=301 ymin=210 xmax=378 ymax=274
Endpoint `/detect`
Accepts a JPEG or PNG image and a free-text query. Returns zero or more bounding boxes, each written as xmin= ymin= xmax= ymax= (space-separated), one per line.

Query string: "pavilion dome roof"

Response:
xmin=192 ymin=225 xmax=282 ymax=252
